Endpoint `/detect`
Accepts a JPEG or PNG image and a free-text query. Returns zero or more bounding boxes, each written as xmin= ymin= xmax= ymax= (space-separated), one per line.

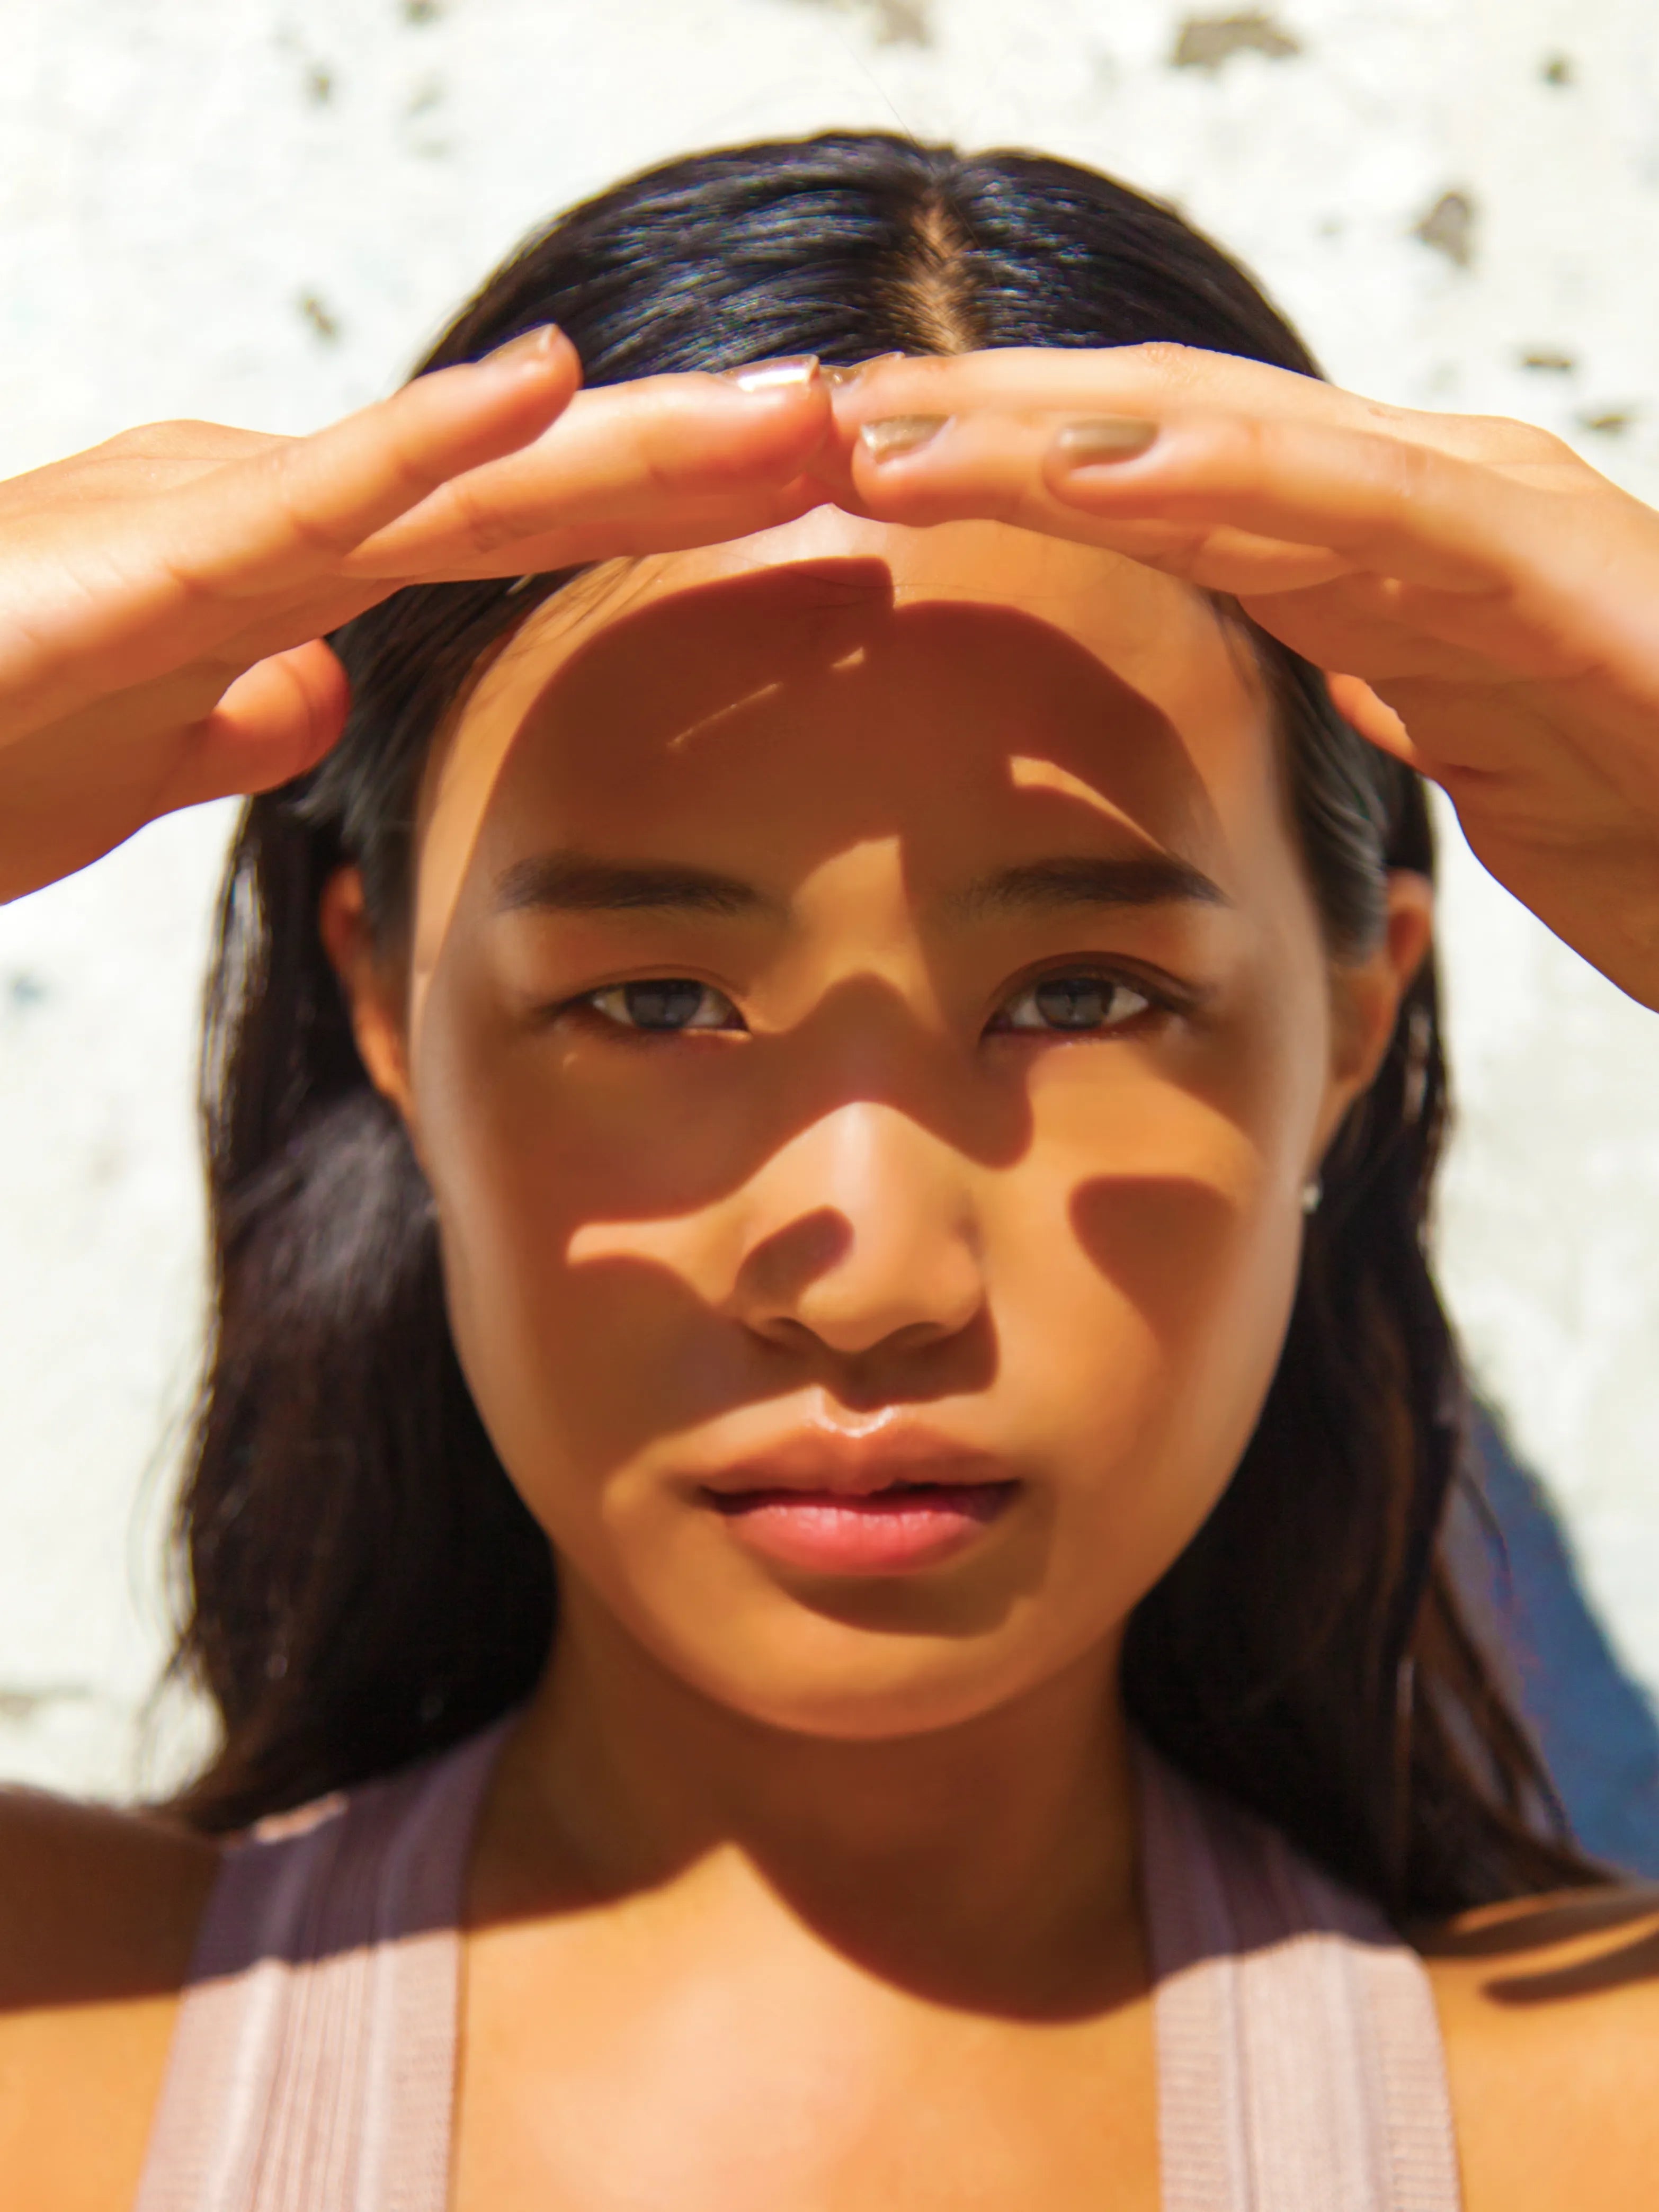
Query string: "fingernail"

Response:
xmin=1054 ymin=417 xmax=1159 ymax=465
xmin=721 ymin=355 xmax=820 ymax=394
xmin=860 ymin=414 xmax=948 ymax=461
xmin=823 ymin=352 xmax=908 ymax=388
xmin=478 ymin=324 xmax=564 ymax=372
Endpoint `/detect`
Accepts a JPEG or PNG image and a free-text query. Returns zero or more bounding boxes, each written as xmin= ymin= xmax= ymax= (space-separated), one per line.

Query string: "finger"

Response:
xmin=165 ymin=638 xmax=352 ymax=806
xmin=831 ymin=343 xmax=1503 ymax=452
xmin=1322 ymin=672 xmax=1419 ymax=764
xmin=1039 ymin=411 xmax=1536 ymax=593
xmin=840 ymin=406 xmax=1355 ymax=589
xmin=831 ymin=345 xmax=1568 ymax=474
xmin=160 ymin=327 xmax=583 ymax=599
xmin=341 ymin=366 xmax=834 ymax=578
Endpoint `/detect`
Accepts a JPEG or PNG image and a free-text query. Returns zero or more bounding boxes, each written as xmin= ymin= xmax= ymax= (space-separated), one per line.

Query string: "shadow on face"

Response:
xmin=380 ymin=522 xmax=1350 ymax=1738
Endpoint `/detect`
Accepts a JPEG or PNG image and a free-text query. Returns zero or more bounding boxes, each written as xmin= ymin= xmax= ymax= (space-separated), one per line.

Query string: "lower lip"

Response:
xmin=703 ymin=1483 xmax=1018 ymax=1574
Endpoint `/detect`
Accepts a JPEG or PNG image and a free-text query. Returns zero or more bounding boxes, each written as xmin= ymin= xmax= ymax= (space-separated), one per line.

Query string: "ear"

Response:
xmin=1313 ymin=869 xmax=1435 ymax=1158
xmin=318 ymin=866 xmax=416 ymax=1124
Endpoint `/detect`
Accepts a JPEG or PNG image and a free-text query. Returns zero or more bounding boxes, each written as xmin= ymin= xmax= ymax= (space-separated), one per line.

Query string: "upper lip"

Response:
xmin=693 ymin=1426 xmax=1018 ymax=1500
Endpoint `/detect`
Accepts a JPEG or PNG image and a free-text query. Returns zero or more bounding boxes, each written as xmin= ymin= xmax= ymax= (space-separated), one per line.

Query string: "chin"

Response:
xmin=667 ymin=1617 xmax=1086 ymax=1743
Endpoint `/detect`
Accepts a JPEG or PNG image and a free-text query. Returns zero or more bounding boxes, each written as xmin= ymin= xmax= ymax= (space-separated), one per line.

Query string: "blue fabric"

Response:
xmin=1452 ymin=1405 xmax=1659 ymax=1876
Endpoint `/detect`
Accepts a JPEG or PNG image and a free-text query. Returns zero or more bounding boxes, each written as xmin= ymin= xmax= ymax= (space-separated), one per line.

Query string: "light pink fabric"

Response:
xmin=132 ymin=1722 xmax=510 ymax=2212
xmin=1136 ymin=1744 xmax=1461 ymax=2212
xmin=135 ymin=1724 xmax=1461 ymax=2210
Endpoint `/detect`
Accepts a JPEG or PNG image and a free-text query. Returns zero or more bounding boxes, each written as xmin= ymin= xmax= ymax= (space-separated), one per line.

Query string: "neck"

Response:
xmin=487 ymin=1586 xmax=1143 ymax=2015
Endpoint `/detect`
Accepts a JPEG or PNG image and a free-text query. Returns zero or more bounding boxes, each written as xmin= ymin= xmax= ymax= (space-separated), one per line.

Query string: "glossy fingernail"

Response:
xmin=1054 ymin=417 xmax=1159 ymax=465
xmin=860 ymin=414 xmax=948 ymax=461
xmin=823 ymin=353 xmax=908 ymax=388
xmin=721 ymin=355 xmax=820 ymax=394
xmin=478 ymin=324 xmax=564 ymax=372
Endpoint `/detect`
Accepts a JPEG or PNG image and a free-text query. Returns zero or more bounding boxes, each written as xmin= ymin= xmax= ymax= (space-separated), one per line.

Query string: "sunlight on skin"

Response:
xmin=340 ymin=509 xmax=1425 ymax=1760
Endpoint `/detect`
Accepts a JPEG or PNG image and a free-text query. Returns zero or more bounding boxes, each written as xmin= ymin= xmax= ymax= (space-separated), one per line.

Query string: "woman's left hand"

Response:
xmin=824 ymin=347 xmax=1659 ymax=1006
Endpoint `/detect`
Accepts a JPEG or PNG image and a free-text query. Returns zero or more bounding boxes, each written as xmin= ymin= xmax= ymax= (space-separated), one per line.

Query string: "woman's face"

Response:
xmin=351 ymin=512 xmax=1423 ymax=1739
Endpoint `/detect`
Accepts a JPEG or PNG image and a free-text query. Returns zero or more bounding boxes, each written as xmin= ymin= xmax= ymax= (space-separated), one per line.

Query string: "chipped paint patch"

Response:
xmin=1580 ymin=406 xmax=1637 ymax=434
xmin=1413 ymin=189 xmax=1477 ymax=270
xmin=0 ymin=1683 xmax=90 ymax=1725
xmin=1171 ymin=11 xmax=1301 ymax=72
xmin=782 ymin=0 xmax=933 ymax=48
xmin=298 ymin=291 xmax=341 ymax=342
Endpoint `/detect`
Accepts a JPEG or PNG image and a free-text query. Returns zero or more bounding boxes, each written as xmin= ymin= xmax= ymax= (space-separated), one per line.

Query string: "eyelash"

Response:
xmin=571 ymin=965 xmax=1180 ymax=1040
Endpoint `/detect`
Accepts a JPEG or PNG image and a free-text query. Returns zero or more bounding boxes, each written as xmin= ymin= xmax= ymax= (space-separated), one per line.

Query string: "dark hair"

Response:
xmin=166 ymin=131 xmax=1596 ymax=1916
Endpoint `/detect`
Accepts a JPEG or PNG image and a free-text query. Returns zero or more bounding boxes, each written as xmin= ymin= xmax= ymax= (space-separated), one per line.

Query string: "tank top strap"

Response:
xmin=133 ymin=1717 xmax=513 ymax=2212
xmin=1135 ymin=1740 xmax=1462 ymax=2212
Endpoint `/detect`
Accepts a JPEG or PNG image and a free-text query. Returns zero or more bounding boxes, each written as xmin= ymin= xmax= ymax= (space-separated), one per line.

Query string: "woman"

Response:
xmin=1 ymin=131 xmax=1656 ymax=2209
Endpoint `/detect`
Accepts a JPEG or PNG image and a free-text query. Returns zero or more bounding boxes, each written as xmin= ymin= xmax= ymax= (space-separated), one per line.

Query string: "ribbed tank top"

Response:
xmin=132 ymin=1723 xmax=1462 ymax=2211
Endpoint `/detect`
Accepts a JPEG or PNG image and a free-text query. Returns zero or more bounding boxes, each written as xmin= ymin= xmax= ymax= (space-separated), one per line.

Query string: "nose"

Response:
xmin=730 ymin=1102 xmax=987 ymax=1356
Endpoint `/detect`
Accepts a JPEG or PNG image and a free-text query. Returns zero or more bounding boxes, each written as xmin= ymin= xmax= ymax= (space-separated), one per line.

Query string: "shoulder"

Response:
xmin=1418 ymin=1883 xmax=1659 ymax=2212
xmin=0 ymin=1784 xmax=222 ymax=2209
xmin=0 ymin=1779 xmax=221 ymax=2007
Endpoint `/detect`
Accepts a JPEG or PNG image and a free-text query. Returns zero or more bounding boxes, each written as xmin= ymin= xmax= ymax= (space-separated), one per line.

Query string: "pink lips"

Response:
xmin=697 ymin=1432 xmax=1019 ymax=1575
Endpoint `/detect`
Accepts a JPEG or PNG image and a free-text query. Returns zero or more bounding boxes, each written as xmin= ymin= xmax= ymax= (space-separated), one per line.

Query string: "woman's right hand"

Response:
xmin=0 ymin=334 xmax=831 ymax=903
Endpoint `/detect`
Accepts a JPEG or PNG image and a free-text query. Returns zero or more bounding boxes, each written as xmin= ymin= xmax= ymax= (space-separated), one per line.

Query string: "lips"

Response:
xmin=695 ymin=1429 xmax=1020 ymax=1574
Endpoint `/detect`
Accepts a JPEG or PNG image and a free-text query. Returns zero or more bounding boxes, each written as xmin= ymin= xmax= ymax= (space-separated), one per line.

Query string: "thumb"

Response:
xmin=1324 ymin=670 xmax=1416 ymax=765
xmin=173 ymin=638 xmax=352 ymax=805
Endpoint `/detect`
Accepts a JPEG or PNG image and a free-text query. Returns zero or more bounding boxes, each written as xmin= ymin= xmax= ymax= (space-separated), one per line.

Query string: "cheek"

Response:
xmin=996 ymin=1000 xmax=1323 ymax=1566
xmin=411 ymin=988 xmax=759 ymax=1507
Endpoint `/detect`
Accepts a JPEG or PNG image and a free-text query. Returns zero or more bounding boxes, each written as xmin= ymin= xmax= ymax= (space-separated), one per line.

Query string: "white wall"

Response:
xmin=4 ymin=0 xmax=1658 ymax=1796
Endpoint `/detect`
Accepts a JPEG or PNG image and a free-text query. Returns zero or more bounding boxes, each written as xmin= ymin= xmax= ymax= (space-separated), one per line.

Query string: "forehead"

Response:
xmin=420 ymin=514 xmax=1286 ymax=934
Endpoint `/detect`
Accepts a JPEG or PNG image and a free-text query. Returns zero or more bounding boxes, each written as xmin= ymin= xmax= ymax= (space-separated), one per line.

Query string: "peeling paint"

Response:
xmin=304 ymin=64 xmax=334 ymax=105
xmin=784 ymin=0 xmax=933 ymax=50
xmin=298 ymin=292 xmax=341 ymax=343
xmin=1413 ymin=188 xmax=1477 ymax=270
xmin=1580 ymin=406 xmax=1636 ymax=434
xmin=1171 ymin=12 xmax=1301 ymax=72
xmin=0 ymin=1683 xmax=90 ymax=1724
xmin=1521 ymin=347 xmax=1577 ymax=372
xmin=1541 ymin=52 xmax=1575 ymax=87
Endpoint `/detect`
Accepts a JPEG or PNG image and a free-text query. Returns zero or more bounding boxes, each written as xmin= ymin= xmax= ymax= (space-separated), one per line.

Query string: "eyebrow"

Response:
xmin=493 ymin=851 xmax=776 ymax=920
xmin=951 ymin=853 xmax=1229 ymax=920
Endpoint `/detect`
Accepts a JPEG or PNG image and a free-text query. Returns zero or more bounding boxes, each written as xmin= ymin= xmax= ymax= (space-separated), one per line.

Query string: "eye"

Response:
xmin=990 ymin=971 xmax=1154 ymax=1035
xmin=584 ymin=979 xmax=744 ymax=1033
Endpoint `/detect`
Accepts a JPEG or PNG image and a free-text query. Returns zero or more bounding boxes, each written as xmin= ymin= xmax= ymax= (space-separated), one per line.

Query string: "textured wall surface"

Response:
xmin=4 ymin=0 xmax=1659 ymax=1799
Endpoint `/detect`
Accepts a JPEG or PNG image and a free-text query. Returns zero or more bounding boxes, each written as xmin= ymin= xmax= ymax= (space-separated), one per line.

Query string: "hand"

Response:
xmin=826 ymin=347 xmax=1659 ymax=1007
xmin=0 ymin=336 xmax=831 ymax=903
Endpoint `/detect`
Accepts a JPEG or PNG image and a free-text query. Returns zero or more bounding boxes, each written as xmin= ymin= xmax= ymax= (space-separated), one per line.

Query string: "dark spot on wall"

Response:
xmin=1521 ymin=347 xmax=1576 ymax=373
xmin=1171 ymin=11 xmax=1301 ymax=70
xmin=1579 ymin=407 xmax=1635 ymax=435
xmin=6 ymin=971 xmax=47 ymax=1011
xmin=407 ymin=76 xmax=444 ymax=116
xmin=403 ymin=0 xmax=443 ymax=22
xmin=870 ymin=0 xmax=931 ymax=39
xmin=304 ymin=63 xmax=334 ymax=104
xmin=1412 ymin=189 xmax=1477 ymax=270
xmin=0 ymin=1683 xmax=91 ymax=1724
xmin=298 ymin=292 xmax=341 ymax=343
xmin=782 ymin=0 xmax=932 ymax=47
xmin=1541 ymin=52 xmax=1574 ymax=87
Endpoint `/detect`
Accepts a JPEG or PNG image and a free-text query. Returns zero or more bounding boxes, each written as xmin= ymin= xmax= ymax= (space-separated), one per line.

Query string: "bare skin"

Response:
xmin=3 ymin=340 xmax=1659 ymax=2208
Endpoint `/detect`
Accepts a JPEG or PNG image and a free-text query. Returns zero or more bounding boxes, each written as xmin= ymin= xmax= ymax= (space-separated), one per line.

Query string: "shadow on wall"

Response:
xmin=1455 ymin=1405 xmax=1659 ymax=1878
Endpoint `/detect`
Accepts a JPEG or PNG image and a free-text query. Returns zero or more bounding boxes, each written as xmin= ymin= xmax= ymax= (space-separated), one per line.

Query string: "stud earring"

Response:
xmin=1300 ymin=1176 xmax=1323 ymax=1216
